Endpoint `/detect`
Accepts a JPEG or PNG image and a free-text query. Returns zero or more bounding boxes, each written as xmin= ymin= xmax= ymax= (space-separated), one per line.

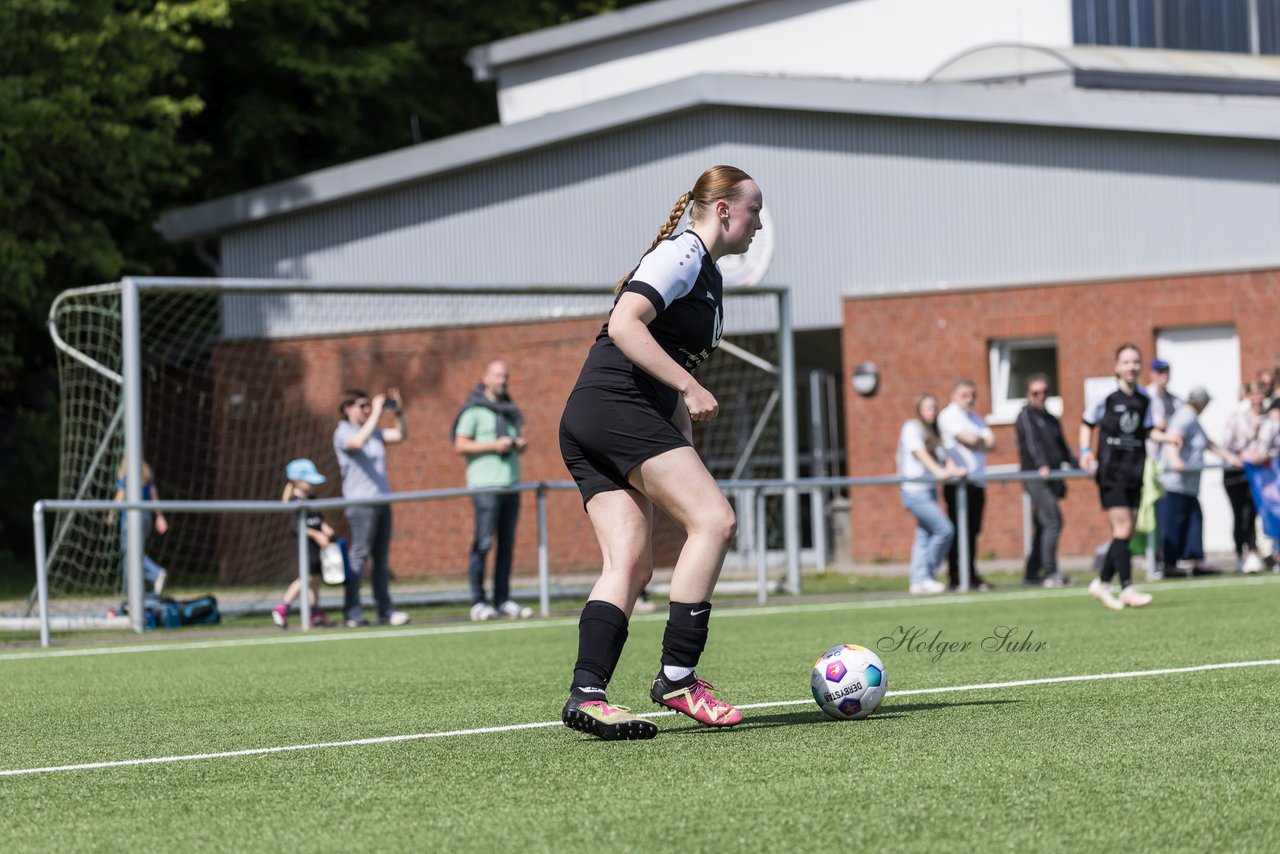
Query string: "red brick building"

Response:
xmin=841 ymin=267 xmax=1280 ymax=562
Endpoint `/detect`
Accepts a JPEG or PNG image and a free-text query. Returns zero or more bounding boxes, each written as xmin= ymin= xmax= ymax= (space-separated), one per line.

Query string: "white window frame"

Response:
xmin=988 ymin=337 xmax=1063 ymax=424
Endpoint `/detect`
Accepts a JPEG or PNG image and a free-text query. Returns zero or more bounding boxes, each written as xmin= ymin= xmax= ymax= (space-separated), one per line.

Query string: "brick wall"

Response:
xmin=840 ymin=268 xmax=1280 ymax=562
xmin=210 ymin=317 xmax=611 ymax=584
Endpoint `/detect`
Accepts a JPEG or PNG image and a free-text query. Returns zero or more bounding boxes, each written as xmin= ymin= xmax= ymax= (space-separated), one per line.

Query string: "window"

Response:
xmin=1073 ymin=0 xmax=1280 ymax=55
xmin=988 ymin=338 xmax=1062 ymax=422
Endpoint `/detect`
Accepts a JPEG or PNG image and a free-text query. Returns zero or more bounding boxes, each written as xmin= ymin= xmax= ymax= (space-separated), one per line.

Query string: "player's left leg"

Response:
xmin=629 ymin=447 xmax=742 ymax=727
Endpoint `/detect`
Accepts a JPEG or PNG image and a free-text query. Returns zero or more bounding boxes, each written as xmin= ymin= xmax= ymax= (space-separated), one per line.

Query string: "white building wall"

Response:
xmin=495 ymin=0 xmax=1072 ymax=123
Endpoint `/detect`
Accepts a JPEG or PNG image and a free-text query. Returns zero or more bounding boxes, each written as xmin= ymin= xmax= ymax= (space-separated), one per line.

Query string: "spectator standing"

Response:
xmin=1223 ymin=381 xmax=1271 ymax=572
xmin=938 ymin=379 xmax=996 ymax=591
xmin=1143 ymin=358 xmax=1181 ymax=564
xmin=453 ymin=360 xmax=533 ymax=621
xmin=272 ymin=459 xmax=336 ymax=629
xmin=1159 ymin=388 xmax=1240 ymax=576
xmin=1079 ymin=344 xmax=1176 ymax=610
xmin=896 ymin=394 xmax=964 ymax=595
xmin=1014 ymin=373 xmax=1078 ymax=588
xmin=333 ymin=388 xmax=410 ymax=628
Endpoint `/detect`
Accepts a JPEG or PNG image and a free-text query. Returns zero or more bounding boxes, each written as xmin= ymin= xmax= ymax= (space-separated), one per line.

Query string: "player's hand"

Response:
xmin=1038 ymin=466 xmax=1051 ymax=479
xmin=682 ymin=382 xmax=718 ymax=422
xmin=370 ymin=393 xmax=387 ymax=413
xmin=513 ymin=436 xmax=528 ymax=452
xmin=154 ymin=514 xmax=169 ymax=536
xmin=386 ymin=387 xmax=402 ymax=409
xmin=495 ymin=435 xmax=515 ymax=455
xmin=1079 ymin=451 xmax=1097 ymax=472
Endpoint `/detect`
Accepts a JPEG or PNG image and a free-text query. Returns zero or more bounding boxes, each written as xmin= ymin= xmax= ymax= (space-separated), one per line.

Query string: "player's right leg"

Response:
xmin=561 ymin=488 xmax=658 ymax=740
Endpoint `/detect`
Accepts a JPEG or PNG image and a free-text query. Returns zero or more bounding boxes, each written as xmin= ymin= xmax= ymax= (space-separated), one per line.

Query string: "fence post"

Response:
xmin=537 ymin=484 xmax=550 ymax=618
xmin=34 ymin=503 xmax=50 ymax=648
xmin=297 ymin=507 xmax=311 ymax=630
xmin=1022 ymin=489 xmax=1033 ymax=566
xmin=121 ymin=277 xmax=145 ymax=634
xmin=755 ymin=487 xmax=768 ymax=604
xmin=956 ymin=480 xmax=971 ymax=592
xmin=778 ymin=288 xmax=801 ymax=594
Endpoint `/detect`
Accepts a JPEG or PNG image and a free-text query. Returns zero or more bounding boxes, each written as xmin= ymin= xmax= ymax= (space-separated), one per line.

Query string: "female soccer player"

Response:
xmin=1079 ymin=343 xmax=1176 ymax=610
xmin=558 ymin=165 xmax=763 ymax=740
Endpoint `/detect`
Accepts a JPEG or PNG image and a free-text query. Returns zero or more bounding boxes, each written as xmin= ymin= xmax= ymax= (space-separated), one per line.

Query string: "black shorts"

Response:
xmin=559 ymin=386 xmax=689 ymax=507
xmin=1098 ymin=480 xmax=1141 ymax=510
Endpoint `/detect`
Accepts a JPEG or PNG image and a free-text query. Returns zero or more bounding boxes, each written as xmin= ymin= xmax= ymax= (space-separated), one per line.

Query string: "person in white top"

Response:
xmin=937 ymin=379 xmax=996 ymax=590
xmin=897 ymin=394 xmax=965 ymax=594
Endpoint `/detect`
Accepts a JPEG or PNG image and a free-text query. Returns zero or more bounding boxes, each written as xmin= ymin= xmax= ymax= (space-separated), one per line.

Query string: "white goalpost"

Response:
xmin=22 ymin=277 xmax=798 ymax=642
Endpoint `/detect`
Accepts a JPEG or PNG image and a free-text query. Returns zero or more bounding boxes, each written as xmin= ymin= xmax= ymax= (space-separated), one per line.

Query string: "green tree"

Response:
xmin=0 ymin=0 xmax=230 ymax=566
xmin=182 ymin=0 xmax=643 ymax=194
xmin=1 ymin=0 xmax=645 ymax=572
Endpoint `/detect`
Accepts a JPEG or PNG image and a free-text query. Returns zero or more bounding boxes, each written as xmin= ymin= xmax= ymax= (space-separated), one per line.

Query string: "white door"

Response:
xmin=1155 ymin=326 xmax=1241 ymax=555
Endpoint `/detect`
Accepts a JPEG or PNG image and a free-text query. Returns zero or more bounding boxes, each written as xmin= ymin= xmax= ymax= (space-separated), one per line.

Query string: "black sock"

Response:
xmin=570 ymin=600 xmax=629 ymax=696
xmin=660 ymin=601 xmax=712 ymax=677
xmin=1110 ymin=538 xmax=1133 ymax=588
xmin=1100 ymin=540 xmax=1115 ymax=583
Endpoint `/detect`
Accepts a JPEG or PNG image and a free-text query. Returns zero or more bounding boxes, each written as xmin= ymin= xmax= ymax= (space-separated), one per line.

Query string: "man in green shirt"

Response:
xmin=454 ymin=360 xmax=532 ymax=620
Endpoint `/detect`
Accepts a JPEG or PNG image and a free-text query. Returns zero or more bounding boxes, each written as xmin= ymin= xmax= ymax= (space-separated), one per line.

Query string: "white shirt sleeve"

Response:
xmin=628 ymin=236 xmax=702 ymax=308
xmin=936 ymin=405 xmax=963 ymax=447
xmin=1082 ymin=396 xmax=1107 ymax=426
xmin=901 ymin=420 xmax=925 ymax=455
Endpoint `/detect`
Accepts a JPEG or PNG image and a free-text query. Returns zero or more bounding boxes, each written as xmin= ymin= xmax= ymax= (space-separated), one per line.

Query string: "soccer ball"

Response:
xmin=810 ymin=644 xmax=887 ymax=720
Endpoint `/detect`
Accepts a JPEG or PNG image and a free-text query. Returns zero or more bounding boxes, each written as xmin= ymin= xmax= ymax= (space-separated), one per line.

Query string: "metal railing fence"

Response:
xmin=31 ymin=463 xmax=1228 ymax=647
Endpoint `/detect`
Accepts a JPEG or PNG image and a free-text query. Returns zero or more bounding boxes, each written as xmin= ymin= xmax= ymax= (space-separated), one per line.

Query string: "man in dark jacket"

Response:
xmin=1015 ymin=373 xmax=1078 ymax=588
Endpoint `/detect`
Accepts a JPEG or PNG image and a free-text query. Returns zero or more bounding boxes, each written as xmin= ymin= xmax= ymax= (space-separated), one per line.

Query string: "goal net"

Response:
xmin=23 ymin=279 xmax=789 ymax=628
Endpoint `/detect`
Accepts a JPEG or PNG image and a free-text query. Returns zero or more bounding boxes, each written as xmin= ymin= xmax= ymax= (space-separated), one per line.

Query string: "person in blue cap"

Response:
xmin=272 ymin=458 xmax=337 ymax=629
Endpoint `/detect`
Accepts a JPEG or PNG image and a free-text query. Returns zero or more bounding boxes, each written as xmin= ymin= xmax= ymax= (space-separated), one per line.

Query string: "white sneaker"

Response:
xmin=385 ymin=610 xmax=410 ymax=626
xmin=1242 ymin=553 xmax=1264 ymax=574
xmin=1118 ymin=586 xmax=1152 ymax=608
xmin=908 ymin=578 xmax=946 ymax=595
xmin=470 ymin=602 xmax=499 ymax=622
xmin=498 ymin=600 xmax=533 ymax=619
xmin=1088 ymin=578 xmax=1125 ymax=611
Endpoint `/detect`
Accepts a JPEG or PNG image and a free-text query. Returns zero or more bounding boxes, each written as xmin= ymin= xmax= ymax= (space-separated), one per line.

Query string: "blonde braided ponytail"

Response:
xmin=615 ymin=191 xmax=692 ymax=292
xmin=613 ymin=165 xmax=754 ymax=293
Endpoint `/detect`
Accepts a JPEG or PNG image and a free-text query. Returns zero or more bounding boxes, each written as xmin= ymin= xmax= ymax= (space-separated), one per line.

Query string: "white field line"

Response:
xmin=3 ymin=574 xmax=1276 ymax=663
xmin=2 ymin=658 xmax=1278 ymax=778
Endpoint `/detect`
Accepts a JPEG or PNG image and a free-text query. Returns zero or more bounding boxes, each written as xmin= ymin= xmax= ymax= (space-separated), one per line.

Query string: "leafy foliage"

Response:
xmin=1 ymin=0 xmax=644 ymax=565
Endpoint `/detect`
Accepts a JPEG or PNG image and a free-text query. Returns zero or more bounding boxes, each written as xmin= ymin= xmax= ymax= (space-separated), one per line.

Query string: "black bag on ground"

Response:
xmin=176 ymin=595 xmax=220 ymax=625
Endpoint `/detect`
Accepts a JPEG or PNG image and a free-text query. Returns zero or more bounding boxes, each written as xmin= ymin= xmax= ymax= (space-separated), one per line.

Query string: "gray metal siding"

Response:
xmin=221 ymin=108 xmax=1280 ymax=336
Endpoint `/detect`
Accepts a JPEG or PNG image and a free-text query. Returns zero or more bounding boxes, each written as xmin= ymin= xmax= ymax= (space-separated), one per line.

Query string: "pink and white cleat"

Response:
xmin=1088 ymin=578 xmax=1125 ymax=611
xmin=1119 ymin=586 xmax=1153 ymax=608
xmin=651 ymin=675 xmax=743 ymax=727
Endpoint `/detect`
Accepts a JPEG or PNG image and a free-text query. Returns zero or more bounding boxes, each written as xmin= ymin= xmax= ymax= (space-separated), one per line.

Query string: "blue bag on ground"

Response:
xmin=138 ymin=593 xmax=220 ymax=630
xmin=1244 ymin=461 xmax=1280 ymax=540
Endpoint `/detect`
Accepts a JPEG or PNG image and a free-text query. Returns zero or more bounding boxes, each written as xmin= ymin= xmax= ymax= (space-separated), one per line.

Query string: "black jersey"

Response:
xmin=288 ymin=494 xmax=326 ymax=560
xmin=571 ymin=231 xmax=724 ymax=416
xmin=1084 ymin=386 xmax=1153 ymax=487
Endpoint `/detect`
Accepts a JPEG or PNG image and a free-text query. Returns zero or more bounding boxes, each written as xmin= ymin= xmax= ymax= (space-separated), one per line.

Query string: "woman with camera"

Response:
xmin=334 ymin=387 xmax=410 ymax=627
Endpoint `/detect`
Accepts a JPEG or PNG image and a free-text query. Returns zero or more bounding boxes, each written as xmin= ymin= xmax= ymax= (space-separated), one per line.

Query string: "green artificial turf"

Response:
xmin=2 ymin=576 xmax=1278 ymax=852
